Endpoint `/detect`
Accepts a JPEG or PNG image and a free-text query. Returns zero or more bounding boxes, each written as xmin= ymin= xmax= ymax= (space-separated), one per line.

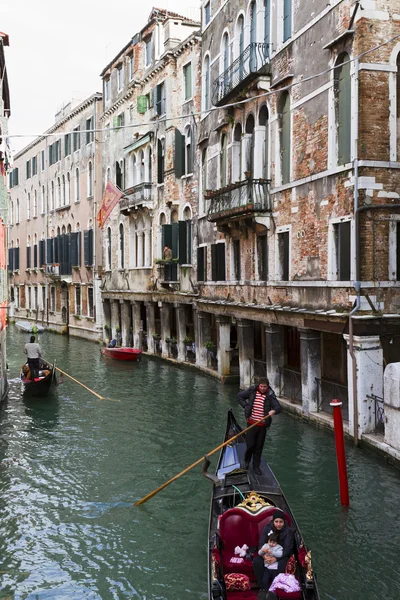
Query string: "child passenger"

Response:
xmin=258 ymin=533 xmax=283 ymax=571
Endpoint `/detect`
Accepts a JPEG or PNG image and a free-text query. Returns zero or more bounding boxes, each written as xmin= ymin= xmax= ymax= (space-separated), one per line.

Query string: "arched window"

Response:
xmin=62 ymin=174 xmax=66 ymax=206
xmin=75 ymin=168 xmax=80 ymax=201
xmin=88 ymin=161 xmax=93 ymax=197
xmin=220 ymin=133 xmax=228 ymax=187
xmin=235 ymin=14 xmax=245 ymax=60
xmin=139 ymin=151 xmax=145 ymax=183
xmin=106 ymin=227 xmax=112 ymax=270
xmin=245 ymin=114 xmax=255 ymax=178
xmin=27 ymin=193 xmax=31 ymax=219
xmin=146 ymin=147 xmax=152 ymax=183
xmin=203 ymin=55 xmax=210 ymax=111
xmin=33 ymin=190 xmax=37 ymax=217
xmin=182 ymin=206 xmax=192 ymax=264
xmin=334 ymin=53 xmax=351 ymax=166
xmin=157 ymin=139 xmax=165 ymax=183
xmin=250 ymin=1 xmax=257 ymax=71
xmin=259 ymin=105 xmax=269 ymax=178
xmin=41 ymin=185 xmax=45 ymax=213
xmin=279 ymin=92 xmax=291 ymax=184
xmin=232 ymin=123 xmax=243 ymax=182
xmin=185 ymin=126 xmax=193 ymax=175
xmin=115 ymin=160 xmax=123 ymax=188
xmin=119 ymin=223 xmax=124 ymax=268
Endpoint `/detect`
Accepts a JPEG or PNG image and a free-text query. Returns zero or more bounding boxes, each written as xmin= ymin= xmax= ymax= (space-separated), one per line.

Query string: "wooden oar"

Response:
xmin=51 ymin=365 xmax=119 ymax=402
xmin=133 ymin=414 xmax=272 ymax=506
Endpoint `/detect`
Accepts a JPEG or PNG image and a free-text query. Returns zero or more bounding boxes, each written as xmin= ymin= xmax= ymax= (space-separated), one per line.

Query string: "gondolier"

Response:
xmin=238 ymin=378 xmax=281 ymax=475
xmin=24 ymin=335 xmax=42 ymax=380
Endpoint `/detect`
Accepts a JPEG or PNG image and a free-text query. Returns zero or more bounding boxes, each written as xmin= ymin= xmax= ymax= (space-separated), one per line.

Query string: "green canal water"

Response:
xmin=0 ymin=327 xmax=400 ymax=600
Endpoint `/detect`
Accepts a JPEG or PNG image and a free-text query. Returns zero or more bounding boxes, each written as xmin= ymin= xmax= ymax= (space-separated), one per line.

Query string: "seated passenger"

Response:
xmin=108 ymin=339 xmax=117 ymax=348
xmin=253 ymin=511 xmax=295 ymax=592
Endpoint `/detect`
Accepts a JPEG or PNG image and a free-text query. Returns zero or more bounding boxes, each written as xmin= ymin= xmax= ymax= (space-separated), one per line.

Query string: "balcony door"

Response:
xmin=250 ymin=1 xmax=257 ymax=72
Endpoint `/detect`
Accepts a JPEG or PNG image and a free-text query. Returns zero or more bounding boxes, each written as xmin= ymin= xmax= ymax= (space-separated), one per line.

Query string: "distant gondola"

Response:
xmin=15 ymin=321 xmax=45 ymax=333
xmin=21 ymin=360 xmax=57 ymax=397
xmin=204 ymin=409 xmax=320 ymax=600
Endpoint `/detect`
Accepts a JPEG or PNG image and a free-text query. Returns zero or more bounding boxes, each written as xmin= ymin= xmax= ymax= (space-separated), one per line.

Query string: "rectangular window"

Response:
xmin=145 ymin=37 xmax=152 ymax=67
xmin=65 ymin=133 xmax=71 ymax=156
xmin=211 ymin=243 xmax=226 ymax=281
xmin=50 ymin=286 xmax=56 ymax=312
xmin=75 ymin=286 xmax=81 ymax=316
xmin=334 ymin=221 xmax=351 ymax=280
xmin=233 ymin=239 xmax=241 ymax=280
xmin=117 ymin=65 xmax=123 ymax=91
xmin=26 ymin=160 xmax=31 ymax=179
xmin=183 ymin=63 xmax=192 ymax=101
xmin=113 ymin=113 xmax=125 ymax=130
xmin=128 ymin=54 xmax=134 ymax=80
xmin=155 ymin=82 xmax=165 ymax=116
xmin=41 ymin=150 xmax=45 ymax=171
xmin=283 ymin=0 xmax=292 ymax=42
xmin=26 ymin=246 xmax=31 ymax=269
xmin=88 ymin=287 xmax=94 ymax=317
xmin=33 ymin=244 xmax=38 ymax=268
xmin=27 ymin=287 xmax=31 ymax=309
xmin=257 ymin=234 xmax=268 ymax=280
xmin=278 ymin=231 xmax=290 ymax=281
xmin=197 ymin=247 xmax=207 ymax=281
xmin=73 ymin=127 xmax=81 ymax=152
xmin=204 ymin=1 xmax=210 ymax=25
xmin=105 ymin=78 xmax=110 ymax=101
xmin=32 ymin=156 xmax=37 ymax=176
xmin=86 ymin=118 xmax=94 ymax=144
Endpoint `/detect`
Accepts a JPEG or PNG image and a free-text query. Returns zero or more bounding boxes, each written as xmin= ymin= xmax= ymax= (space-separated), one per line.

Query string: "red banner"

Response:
xmin=97 ymin=180 xmax=124 ymax=229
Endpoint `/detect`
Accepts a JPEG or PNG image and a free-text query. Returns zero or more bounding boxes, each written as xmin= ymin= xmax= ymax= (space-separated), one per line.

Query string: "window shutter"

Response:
xmin=15 ymin=248 xmax=20 ymax=270
xmin=211 ymin=244 xmax=217 ymax=281
xmin=162 ymin=224 xmax=172 ymax=250
xmin=39 ymin=240 xmax=45 ymax=266
xmin=174 ymin=129 xmax=185 ymax=178
xmin=89 ymin=229 xmax=93 ymax=265
xmin=337 ymin=58 xmax=351 ymax=166
xmin=46 ymin=239 xmax=53 ymax=264
xmin=8 ymin=248 xmax=13 ymax=271
xmin=281 ymin=93 xmax=291 ymax=184
xmin=197 ymin=247 xmax=205 ymax=281
xmin=153 ymin=86 xmax=158 ymax=116
xmin=281 ymin=232 xmax=289 ymax=281
xmin=178 ymin=220 xmax=187 ymax=264
xmin=338 ymin=222 xmax=351 ymax=280
xmin=84 ymin=230 xmax=89 ymax=266
xmin=397 ymin=223 xmax=400 ymax=281
xmin=137 ymin=95 xmax=147 ymax=114
xmin=26 ymin=246 xmax=31 ymax=269
xmin=157 ymin=139 xmax=164 ymax=183
xmin=171 ymin=222 xmax=179 ymax=260
xmin=33 ymin=244 xmax=38 ymax=268
xmin=216 ymin=243 xmax=226 ymax=281
xmin=70 ymin=232 xmax=78 ymax=266
xmin=283 ymin=0 xmax=292 ymax=42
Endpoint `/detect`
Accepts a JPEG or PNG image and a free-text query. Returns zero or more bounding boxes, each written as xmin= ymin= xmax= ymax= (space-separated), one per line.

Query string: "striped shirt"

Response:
xmin=248 ymin=391 xmax=267 ymax=427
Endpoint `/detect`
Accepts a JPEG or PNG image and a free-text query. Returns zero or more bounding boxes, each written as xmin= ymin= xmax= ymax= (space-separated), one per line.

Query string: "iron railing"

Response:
xmin=315 ymin=378 xmax=349 ymax=420
xmin=367 ymin=393 xmax=385 ymax=434
xmin=250 ymin=358 xmax=268 ymax=384
xmin=212 ymin=42 xmax=270 ymax=106
xmin=206 ymin=178 xmax=271 ymax=222
xmin=120 ymin=182 xmax=153 ymax=214
xmin=279 ymin=367 xmax=302 ymax=403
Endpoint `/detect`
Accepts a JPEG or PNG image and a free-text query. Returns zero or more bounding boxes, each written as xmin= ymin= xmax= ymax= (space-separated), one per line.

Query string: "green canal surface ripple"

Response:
xmin=0 ymin=327 xmax=399 ymax=599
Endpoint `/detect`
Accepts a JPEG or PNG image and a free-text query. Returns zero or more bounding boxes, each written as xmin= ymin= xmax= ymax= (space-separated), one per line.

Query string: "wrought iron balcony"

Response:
xmin=212 ymin=42 xmax=270 ymax=106
xmin=206 ymin=178 xmax=271 ymax=223
xmin=120 ymin=182 xmax=153 ymax=215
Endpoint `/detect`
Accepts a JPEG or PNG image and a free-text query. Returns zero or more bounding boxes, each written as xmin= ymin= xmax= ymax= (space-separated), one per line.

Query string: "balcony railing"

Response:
xmin=212 ymin=42 xmax=270 ymax=106
xmin=120 ymin=182 xmax=153 ymax=215
xmin=206 ymin=178 xmax=271 ymax=222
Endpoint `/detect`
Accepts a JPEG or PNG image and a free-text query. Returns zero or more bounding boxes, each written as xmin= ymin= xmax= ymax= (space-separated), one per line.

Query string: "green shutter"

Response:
xmin=197 ymin=247 xmax=205 ymax=281
xmin=178 ymin=221 xmax=187 ymax=264
xmin=211 ymin=244 xmax=217 ymax=281
xmin=174 ymin=129 xmax=185 ymax=178
xmin=216 ymin=243 xmax=226 ymax=281
xmin=137 ymin=96 xmax=147 ymax=114
xmin=337 ymin=56 xmax=351 ymax=166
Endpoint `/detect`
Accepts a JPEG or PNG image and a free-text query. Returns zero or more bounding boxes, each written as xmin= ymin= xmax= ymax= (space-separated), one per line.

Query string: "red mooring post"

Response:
xmin=330 ymin=398 xmax=350 ymax=506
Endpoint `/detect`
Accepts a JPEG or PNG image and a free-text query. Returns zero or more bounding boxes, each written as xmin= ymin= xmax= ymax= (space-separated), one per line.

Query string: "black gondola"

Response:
xmin=205 ymin=410 xmax=319 ymax=600
xmin=20 ymin=360 xmax=57 ymax=397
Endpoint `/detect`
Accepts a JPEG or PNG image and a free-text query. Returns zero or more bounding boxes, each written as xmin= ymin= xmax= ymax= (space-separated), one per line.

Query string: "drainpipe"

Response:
xmin=349 ymin=57 xmax=360 ymax=446
xmin=92 ymin=97 xmax=98 ymax=331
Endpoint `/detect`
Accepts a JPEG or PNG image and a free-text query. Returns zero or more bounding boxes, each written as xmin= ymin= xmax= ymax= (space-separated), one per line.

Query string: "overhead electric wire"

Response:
xmin=6 ymin=30 xmax=400 ymax=142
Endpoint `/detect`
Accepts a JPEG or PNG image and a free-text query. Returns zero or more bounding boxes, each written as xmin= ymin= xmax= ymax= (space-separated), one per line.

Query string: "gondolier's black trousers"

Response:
xmin=28 ymin=358 xmax=40 ymax=380
xmin=244 ymin=425 xmax=267 ymax=468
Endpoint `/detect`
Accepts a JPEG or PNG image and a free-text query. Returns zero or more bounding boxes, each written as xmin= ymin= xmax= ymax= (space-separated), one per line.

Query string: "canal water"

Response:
xmin=0 ymin=327 xmax=400 ymax=600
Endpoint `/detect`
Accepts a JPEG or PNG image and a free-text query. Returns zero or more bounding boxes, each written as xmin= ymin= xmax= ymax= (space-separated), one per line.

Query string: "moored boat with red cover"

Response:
xmin=100 ymin=347 xmax=142 ymax=361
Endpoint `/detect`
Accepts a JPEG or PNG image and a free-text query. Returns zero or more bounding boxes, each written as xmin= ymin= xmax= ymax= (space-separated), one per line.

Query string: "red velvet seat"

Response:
xmin=218 ymin=506 xmax=291 ymax=581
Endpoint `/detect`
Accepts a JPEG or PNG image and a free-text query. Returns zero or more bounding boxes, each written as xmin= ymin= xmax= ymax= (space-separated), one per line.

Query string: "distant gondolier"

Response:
xmin=238 ymin=378 xmax=281 ymax=475
xmin=24 ymin=335 xmax=42 ymax=380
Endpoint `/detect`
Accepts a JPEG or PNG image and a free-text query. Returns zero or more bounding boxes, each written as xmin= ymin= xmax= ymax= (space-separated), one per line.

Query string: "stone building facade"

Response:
xmin=8 ymin=94 xmax=104 ymax=341
xmin=194 ymin=0 xmax=400 ymax=442
xmin=0 ymin=31 xmax=10 ymax=402
xmin=99 ymin=8 xmax=202 ymax=357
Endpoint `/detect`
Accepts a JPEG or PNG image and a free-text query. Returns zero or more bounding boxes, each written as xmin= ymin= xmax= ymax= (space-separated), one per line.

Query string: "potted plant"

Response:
xmin=184 ymin=335 xmax=193 ymax=346
xmin=204 ymin=340 xmax=216 ymax=350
